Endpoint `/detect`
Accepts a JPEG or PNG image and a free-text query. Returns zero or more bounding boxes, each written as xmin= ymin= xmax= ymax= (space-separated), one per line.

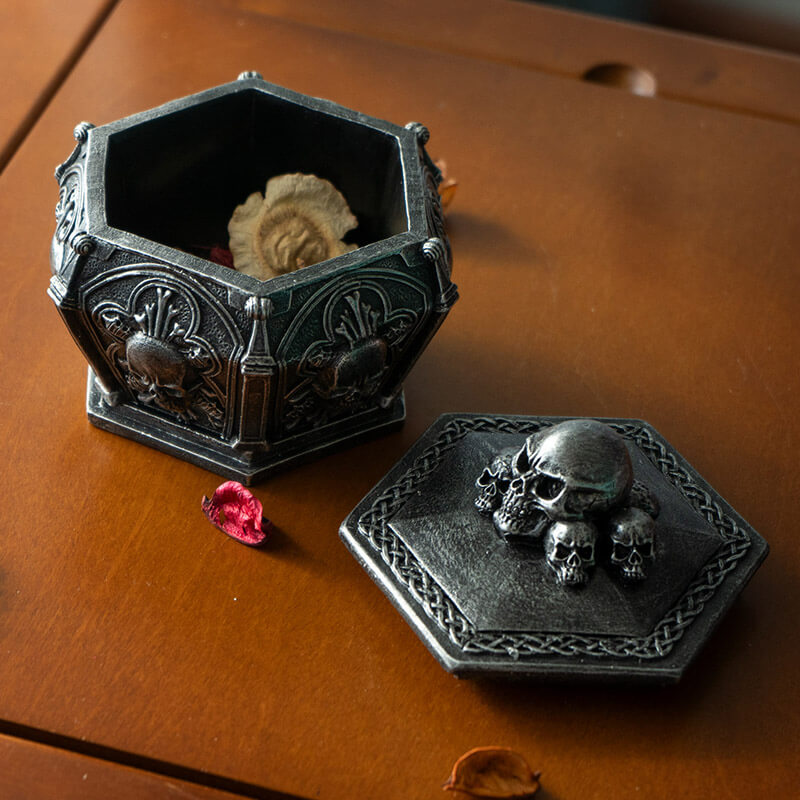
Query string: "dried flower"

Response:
xmin=228 ymin=173 xmax=358 ymax=281
xmin=201 ymin=481 xmax=272 ymax=546
xmin=443 ymin=747 xmax=541 ymax=799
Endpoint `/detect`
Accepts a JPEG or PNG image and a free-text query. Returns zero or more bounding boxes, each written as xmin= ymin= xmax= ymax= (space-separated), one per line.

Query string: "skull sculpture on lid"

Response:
xmin=608 ymin=506 xmax=656 ymax=581
xmin=544 ymin=519 xmax=600 ymax=586
xmin=344 ymin=412 xmax=769 ymax=680
xmin=475 ymin=419 xmax=659 ymax=587
xmin=474 ymin=448 xmax=515 ymax=515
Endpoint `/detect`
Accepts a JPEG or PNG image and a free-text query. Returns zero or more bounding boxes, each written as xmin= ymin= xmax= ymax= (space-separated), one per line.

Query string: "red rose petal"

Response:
xmin=201 ymin=481 xmax=271 ymax=546
xmin=209 ymin=246 xmax=235 ymax=268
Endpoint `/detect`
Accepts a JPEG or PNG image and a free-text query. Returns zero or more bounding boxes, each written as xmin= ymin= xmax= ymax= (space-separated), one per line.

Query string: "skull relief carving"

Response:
xmin=493 ymin=471 xmax=549 ymax=538
xmin=520 ymin=419 xmax=633 ymax=521
xmin=474 ymin=419 xmax=660 ymax=588
xmin=94 ymin=285 xmax=226 ymax=431
xmin=545 ymin=520 xmax=598 ymax=586
xmin=126 ymin=333 xmax=189 ymax=413
xmin=491 ymin=419 xmax=633 ymax=539
xmin=474 ymin=450 xmax=514 ymax=515
xmin=608 ymin=506 xmax=656 ymax=581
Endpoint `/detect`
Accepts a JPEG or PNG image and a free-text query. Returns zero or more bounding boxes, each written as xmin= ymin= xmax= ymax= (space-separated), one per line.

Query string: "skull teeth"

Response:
xmin=559 ymin=567 xmax=586 ymax=586
xmin=492 ymin=507 xmax=547 ymax=537
xmin=474 ymin=493 xmax=497 ymax=514
xmin=621 ymin=565 xmax=646 ymax=581
xmin=492 ymin=507 xmax=526 ymax=534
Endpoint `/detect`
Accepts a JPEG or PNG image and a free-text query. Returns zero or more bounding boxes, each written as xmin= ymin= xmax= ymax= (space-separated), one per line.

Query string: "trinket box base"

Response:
xmin=340 ymin=414 xmax=769 ymax=683
xmin=49 ymin=75 xmax=455 ymax=483
xmin=87 ymin=369 xmax=405 ymax=483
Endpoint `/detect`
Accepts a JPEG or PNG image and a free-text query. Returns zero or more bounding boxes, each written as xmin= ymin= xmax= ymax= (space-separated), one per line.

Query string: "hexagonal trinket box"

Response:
xmin=48 ymin=73 xmax=456 ymax=483
xmin=340 ymin=414 xmax=769 ymax=682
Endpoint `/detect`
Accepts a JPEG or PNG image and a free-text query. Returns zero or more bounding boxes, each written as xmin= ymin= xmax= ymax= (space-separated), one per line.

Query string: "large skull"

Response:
xmin=474 ymin=450 xmax=514 ymax=515
xmin=544 ymin=520 xmax=598 ymax=586
xmin=608 ymin=506 xmax=656 ymax=581
xmin=512 ymin=419 xmax=633 ymax=523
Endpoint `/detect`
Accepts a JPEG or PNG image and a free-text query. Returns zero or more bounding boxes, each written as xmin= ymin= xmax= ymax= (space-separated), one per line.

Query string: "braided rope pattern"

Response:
xmin=356 ymin=417 xmax=751 ymax=661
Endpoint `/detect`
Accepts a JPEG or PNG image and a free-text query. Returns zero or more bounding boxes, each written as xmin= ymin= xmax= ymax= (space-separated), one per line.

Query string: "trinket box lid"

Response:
xmin=339 ymin=414 xmax=769 ymax=683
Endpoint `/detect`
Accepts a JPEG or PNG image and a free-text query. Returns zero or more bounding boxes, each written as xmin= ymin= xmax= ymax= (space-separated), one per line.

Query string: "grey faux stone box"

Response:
xmin=48 ymin=73 xmax=456 ymax=483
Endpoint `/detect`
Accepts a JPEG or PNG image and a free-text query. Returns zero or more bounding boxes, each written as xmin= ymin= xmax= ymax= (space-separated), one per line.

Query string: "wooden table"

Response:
xmin=1 ymin=0 xmax=798 ymax=797
xmin=0 ymin=0 xmax=116 ymax=173
xmin=0 ymin=733 xmax=244 ymax=800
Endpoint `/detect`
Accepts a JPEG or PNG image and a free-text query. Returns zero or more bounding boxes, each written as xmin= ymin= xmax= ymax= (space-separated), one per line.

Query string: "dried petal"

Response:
xmin=209 ymin=245 xmax=234 ymax=268
xmin=434 ymin=158 xmax=458 ymax=210
xmin=443 ymin=748 xmax=540 ymax=799
xmin=201 ymin=481 xmax=271 ymax=546
xmin=228 ymin=173 xmax=358 ymax=281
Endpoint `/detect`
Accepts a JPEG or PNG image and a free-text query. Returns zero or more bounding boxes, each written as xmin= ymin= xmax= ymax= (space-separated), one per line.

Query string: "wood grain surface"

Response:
xmin=0 ymin=732 xmax=251 ymax=800
xmin=0 ymin=0 xmax=798 ymax=798
xmin=0 ymin=0 xmax=117 ymax=173
xmin=231 ymin=0 xmax=800 ymax=123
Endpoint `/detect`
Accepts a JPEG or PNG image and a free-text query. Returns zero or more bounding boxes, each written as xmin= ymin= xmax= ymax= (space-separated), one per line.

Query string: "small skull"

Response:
xmin=608 ymin=506 xmax=656 ymax=581
xmin=512 ymin=419 xmax=633 ymax=523
xmin=629 ymin=479 xmax=661 ymax=519
xmin=492 ymin=472 xmax=548 ymax=538
xmin=474 ymin=451 xmax=514 ymax=514
xmin=544 ymin=520 xmax=598 ymax=586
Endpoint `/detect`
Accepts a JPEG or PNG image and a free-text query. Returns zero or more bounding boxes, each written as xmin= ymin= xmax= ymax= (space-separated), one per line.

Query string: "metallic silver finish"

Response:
xmin=544 ymin=519 xmax=598 ymax=586
xmin=482 ymin=419 xmax=658 ymax=587
xmin=340 ymin=414 xmax=769 ymax=682
xmin=608 ymin=506 xmax=656 ymax=581
xmin=48 ymin=75 xmax=457 ymax=483
xmin=474 ymin=449 xmax=514 ymax=515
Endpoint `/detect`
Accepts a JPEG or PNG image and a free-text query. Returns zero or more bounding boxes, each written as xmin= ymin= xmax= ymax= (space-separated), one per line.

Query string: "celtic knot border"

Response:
xmin=356 ymin=416 xmax=752 ymax=661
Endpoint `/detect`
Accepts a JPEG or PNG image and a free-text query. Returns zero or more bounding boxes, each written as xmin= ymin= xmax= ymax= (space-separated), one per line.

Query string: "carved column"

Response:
xmin=236 ymin=296 xmax=275 ymax=451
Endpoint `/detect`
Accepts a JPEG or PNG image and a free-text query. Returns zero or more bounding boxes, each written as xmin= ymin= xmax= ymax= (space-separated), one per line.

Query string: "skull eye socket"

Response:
xmin=535 ymin=475 xmax=566 ymax=501
xmin=509 ymin=476 xmax=525 ymax=492
xmin=638 ymin=541 xmax=653 ymax=558
xmin=476 ymin=469 xmax=494 ymax=487
xmin=613 ymin=542 xmax=632 ymax=560
xmin=497 ymin=478 xmax=511 ymax=492
xmin=554 ymin=542 xmax=571 ymax=560
xmin=578 ymin=545 xmax=594 ymax=560
xmin=513 ymin=446 xmax=531 ymax=473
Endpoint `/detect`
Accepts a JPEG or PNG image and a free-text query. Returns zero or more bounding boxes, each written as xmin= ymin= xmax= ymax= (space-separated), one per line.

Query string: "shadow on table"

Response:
xmin=469 ymin=586 xmax=783 ymax=760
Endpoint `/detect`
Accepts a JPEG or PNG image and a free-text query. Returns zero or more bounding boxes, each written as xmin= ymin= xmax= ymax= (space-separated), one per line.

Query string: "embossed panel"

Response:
xmin=48 ymin=76 xmax=456 ymax=480
xmin=50 ymin=123 xmax=94 ymax=284
xmin=81 ymin=268 xmax=243 ymax=437
xmin=274 ymin=271 xmax=431 ymax=438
